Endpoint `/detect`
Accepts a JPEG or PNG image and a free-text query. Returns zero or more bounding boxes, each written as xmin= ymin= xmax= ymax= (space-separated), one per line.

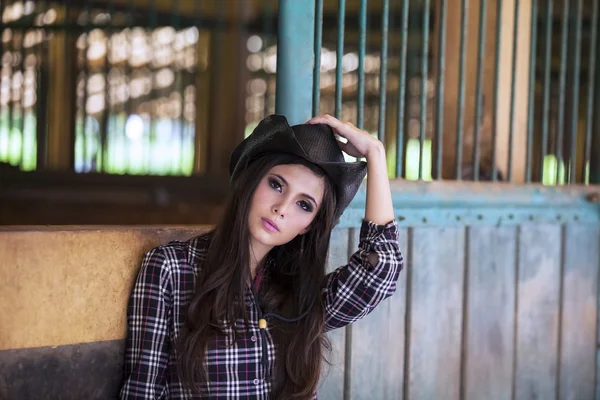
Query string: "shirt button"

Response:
xmin=253 ymin=378 xmax=259 ymax=385
xmin=251 ymin=336 xmax=257 ymax=342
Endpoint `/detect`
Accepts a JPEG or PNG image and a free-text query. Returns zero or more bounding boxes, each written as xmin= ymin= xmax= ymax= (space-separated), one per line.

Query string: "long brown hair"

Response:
xmin=178 ymin=153 xmax=337 ymax=399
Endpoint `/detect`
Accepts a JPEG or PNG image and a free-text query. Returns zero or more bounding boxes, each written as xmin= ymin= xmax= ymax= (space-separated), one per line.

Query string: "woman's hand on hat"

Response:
xmin=306 ymin=114 xmax=384 ymax=160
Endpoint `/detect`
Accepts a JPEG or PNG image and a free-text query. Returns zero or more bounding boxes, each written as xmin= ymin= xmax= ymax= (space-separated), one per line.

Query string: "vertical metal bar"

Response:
xmin=455 ymin=0 xmax=468 ymax=179
xmin=568 ymin=0 xmax=583 ymax=184
xmin=525 ymin=0 xmax=538 ymax=183
xmin=593 ymin=35 xmax=600 ymax=184
xmin=263 ymin=0 xmax=275 ymax=117
xmin=82 ymin=0 xmax=91 ymax=171
xmin=172 ymin=0 xmax=185 ymax=175
xmin=150 ymin=0 xmax=157 ymax=29
xmin=491 ymin=0 xmax=503 ymax=181
xmin=17 ymin=30 xmax=26 ymax=168
xmin=334 ymin=0 xmax=345 ymax=119
xmin=0 ymin=1 xmax=4 ymax=157
xmin=418 ymin=0 xmax=430 ymax=180
xmin=99 ymin=0 xmax=116 ymax=172
xmin=36 ymin=31 xmax=48 ymax=169
xmin=0 ymin=0 xmax=4 ymax=61
xmin=275 ymin=0 xmax=316 ymax=125
xmin=556 ymin=0 xmax=570 ymax=185
xmin=142 ymin=0 xmax=157 ymax=174
xmin=312 ymin=0 xmax=323 ymax=117
xmin=357 ymin=0 xmax=367 ymax=130
xmin=122 ymin=0 xmax=135 ymax=171
xmin=541 ymin=0 xmax=553 ymax=182
xmin=434 ymin=0 xmax=447 ymax=180
xmin=584 ymin=0 xmax=598 ymax=184
xmin=395 ymin=0 xmax=409 ymax=178
xmin=507 ymin=0 xmax=520 ymax=182
xmin=6 ymin=26 xmax=13 ymax=166
xmin=378 ymin=0 xmax=389 ymax=143
xmin=472 ymin=0 xmax=488 ymax=181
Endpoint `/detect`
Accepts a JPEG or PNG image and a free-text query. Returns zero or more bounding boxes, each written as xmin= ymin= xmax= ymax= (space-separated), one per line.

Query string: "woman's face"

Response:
xmin=248 ymin=163 xmax=326 ymax=252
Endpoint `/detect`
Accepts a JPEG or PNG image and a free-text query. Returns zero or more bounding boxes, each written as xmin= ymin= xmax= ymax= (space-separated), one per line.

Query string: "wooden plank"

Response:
xmin=515 ymin=224 xmax=562 ymax=399
xmin=464 ymin=226 xmax=517 ymax=400
xmin=318 ymin=227 xmax=349 ymax=399
xmin=559 ymin=224 xmax=600 ymax=400
xmin=407 ymin=227 xmax=465 ymax=399
xmin=596 ymin=349 xmax=600 ymax=400
xmin=349 ymin=228 xmax=408 ymax=400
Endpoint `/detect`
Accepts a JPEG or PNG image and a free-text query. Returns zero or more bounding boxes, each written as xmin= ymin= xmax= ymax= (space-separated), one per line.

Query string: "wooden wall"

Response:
xmin=320 ymin=223 xmax=600 ymax=399
xmin=1 ymin=181 xmax=600 ymax=399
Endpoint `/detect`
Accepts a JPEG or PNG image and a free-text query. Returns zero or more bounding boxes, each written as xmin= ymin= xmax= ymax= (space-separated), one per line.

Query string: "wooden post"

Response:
xmin=493 ymin=0 xmax=532 ymax=183
xmin=432 ymin=0 xmax=531 ymax=182
xmin=204 ymin=4 xmax=249 ymax=177
xmin=192 ymin=32 xmax=211 ymax=175
xmin=46 ymin=7 xmax=76 ymax=170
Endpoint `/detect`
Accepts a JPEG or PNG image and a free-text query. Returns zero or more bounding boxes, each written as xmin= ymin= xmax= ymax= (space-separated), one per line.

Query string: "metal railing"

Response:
xmin=1 ymin=0 xmax=599 ymax=186
xmin=299 ymin=0 xmax=600 ymax=185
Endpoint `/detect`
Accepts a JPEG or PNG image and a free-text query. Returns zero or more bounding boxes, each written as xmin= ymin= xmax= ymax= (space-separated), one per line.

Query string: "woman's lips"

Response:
xmin=261 ymin=218 xmax=280 ymax=232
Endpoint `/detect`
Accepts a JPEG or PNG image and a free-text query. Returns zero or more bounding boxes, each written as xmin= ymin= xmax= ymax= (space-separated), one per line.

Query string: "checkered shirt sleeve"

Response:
xmin=323 ymin=219 xmax=403 ymax=331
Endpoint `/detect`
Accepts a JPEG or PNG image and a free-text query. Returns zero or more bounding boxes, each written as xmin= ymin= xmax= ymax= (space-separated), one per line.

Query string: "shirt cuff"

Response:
xmin=359 ymin=219 xmax=399 ymax=251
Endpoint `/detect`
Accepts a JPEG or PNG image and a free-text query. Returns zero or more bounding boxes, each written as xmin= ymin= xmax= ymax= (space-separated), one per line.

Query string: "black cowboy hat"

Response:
xmin=229 ymin=114 xmax=367 ymax=222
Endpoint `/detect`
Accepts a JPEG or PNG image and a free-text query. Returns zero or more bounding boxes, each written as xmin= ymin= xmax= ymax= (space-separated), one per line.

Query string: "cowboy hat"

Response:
xmin=229 ymin=114 xmax=367 ymax=222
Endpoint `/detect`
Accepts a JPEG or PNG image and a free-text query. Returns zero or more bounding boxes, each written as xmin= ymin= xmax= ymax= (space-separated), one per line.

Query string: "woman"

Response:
xmin=120 ymin=114 xmax=403 ymax=399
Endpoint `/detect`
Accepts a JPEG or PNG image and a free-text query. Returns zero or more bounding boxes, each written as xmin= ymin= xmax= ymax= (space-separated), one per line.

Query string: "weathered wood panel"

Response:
xmin=464 ymin=226 xmax=517 ymax=400
xmin=515 ymin=225 xmax=562 ymax=400
xmin=349 ymin=228 xmax=408 ymax=400
xmin=407 ymin=227 xmax=465 ymax=400
xmin=319 ymin=227 xmax=349 ymax=399
xmin=559 ymin=224 xmax=600 ymax=400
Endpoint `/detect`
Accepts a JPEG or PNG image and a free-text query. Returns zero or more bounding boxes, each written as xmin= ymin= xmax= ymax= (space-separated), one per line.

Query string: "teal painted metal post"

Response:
xmin=275 ymin=0 xmax=316 ymax=125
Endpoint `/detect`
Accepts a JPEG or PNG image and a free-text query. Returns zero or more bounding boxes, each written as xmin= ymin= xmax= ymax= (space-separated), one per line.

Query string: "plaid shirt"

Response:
xmin=120 ymin=219 xmax=403 ymax=399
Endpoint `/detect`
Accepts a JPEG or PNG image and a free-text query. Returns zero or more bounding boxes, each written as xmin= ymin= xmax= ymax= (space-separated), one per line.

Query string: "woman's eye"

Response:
xmin=298 ymin=201 xmax=313 ymax=212
xmin=269 ymin=178 xmax=282 ymax=191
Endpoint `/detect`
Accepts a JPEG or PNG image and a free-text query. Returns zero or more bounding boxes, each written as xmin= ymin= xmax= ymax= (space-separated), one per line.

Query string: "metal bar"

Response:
xmin=150 ymin=0 xmax=157 ymax=29
xmin=145 ymin=0 xmax=158 ymax=175
xmin=434 ymin=0 xmax=447 ymax=180
xmin=81 ymin=0 xmax=91 ymax=171
xmin=172 ymin=0 xmax=185 ymax=175
xmin=334 ymin=0 xmax=345 ymax=119
xmin=584 ymin=0 xmax=598 ymax=184
xmin=357 ymin=0 xmax=367 ymax=130
xmin=6 ymin=25 xmax=13 ymax=166
xmin=98 ymin=0 xmax=116 ymax=172
xmin=568 ymin=0 xmax=583 ymax=184
xmin=378 ymin=0 xmax=389 ymax=143
xmin=455 ymin=0 xmax=468 ymax=179
xmin=395 ymin=0 xmax=409 ymax=178
xmin=556 ymin=0 xmax=570 ymax=185
xmin=472 ymin=0 xmax=488 ymax=181
xmin=35 ymin=32 xmax=48 ymax=169
xmin=125 ymin=0 xmax=135 ymax=121
xmin=540 ymin=0 xmax=553 ymax=183
xmin=419 ymin=0 xmax=430 ymax=180
xmin=525 ymin=0 xmax=537 ymax=183
xmin=37 ymin=0 xmax=50 ymax=169
xmin=491 ymin=0 xmax=503 ymax=181
xmin=263 ymin=0 xmax=275 ymax=118
xmin=507 ymin=0 xmax=520 ymax=182
xmin=17 ymin=30 xmax=26 ymax=168
xmin=275 ymin=0 xmax=316 ymax=125
xmin=312 ymin=0 xmax=323 ymax=117
xmin=593 ymin=37 xmax=600 ymax=184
